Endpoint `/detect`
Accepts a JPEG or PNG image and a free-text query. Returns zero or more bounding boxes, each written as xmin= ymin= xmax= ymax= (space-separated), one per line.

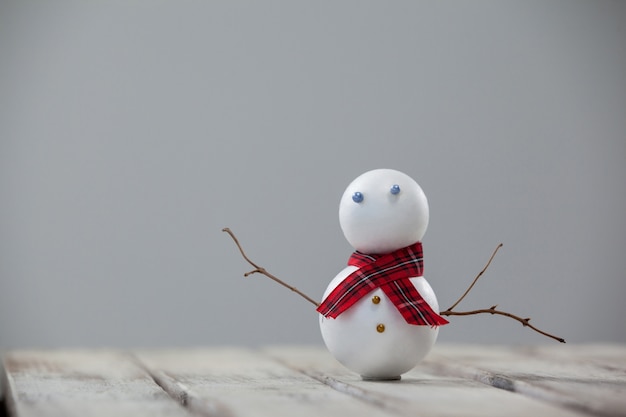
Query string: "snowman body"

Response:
xmin=320 ymin=269 xmax=439 ymax=379
xmin=319 ymin=169 xmax=442 ymax=380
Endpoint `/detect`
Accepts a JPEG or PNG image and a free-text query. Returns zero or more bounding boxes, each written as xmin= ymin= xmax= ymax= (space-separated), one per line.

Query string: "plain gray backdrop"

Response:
xmin=1 ymin=1 xmax=625 ymax=350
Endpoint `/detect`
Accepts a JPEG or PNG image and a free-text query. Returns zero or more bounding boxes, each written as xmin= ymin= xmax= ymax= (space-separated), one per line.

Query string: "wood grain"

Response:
xmin=429 ymin=344 xmax=626 ymax=417
xmin=2 ymin=345 xmax=625 ymax=417
xmin=135 ymin=347 xmax=395 ymax=417
xmin=266 ymin=345 xmax=589 ymax=417
xmin=2 ymin=350 xmax=191 ymax=417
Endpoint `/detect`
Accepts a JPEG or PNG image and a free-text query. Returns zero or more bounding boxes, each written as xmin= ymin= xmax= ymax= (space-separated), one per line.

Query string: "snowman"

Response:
xmin=317 ymin=168 xmax=448 ymax=380
xmin=225 ymin=170 xmax=565 ymax=379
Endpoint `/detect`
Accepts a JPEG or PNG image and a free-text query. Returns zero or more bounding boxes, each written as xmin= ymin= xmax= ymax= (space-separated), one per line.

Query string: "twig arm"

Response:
xmin=440 ymin=306 xmax=566 ymax=343
xmin=441 ymin=243 xmax=565 ymax=343
xmin=223 ymin=228 xmax=565 ymax=343
xmin=222 ymin=228 xmax=320 ymax=308
xmin=445 ymin=243 xmax=503 ymax=312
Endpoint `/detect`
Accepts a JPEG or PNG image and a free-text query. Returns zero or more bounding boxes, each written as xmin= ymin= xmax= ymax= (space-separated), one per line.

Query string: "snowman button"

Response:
xmin=376 ymin=323 xmax=386 ymax=333
xmin=371 ymin=295 xmax=381 ymax=304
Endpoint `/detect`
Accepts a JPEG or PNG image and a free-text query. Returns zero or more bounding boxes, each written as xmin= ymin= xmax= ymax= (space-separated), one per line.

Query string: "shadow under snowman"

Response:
xmin=224 ymin=168 xmax=565 ymax=381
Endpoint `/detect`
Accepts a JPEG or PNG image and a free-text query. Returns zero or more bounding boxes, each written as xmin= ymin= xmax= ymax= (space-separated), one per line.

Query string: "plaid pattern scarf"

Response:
xmin=316 ymin=242 xmax=449 ymax=327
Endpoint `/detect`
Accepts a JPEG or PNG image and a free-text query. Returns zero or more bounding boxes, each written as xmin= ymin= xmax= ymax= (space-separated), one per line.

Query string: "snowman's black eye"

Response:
xmin=390 ymin=184 xmax=401 ymax=195
xmin=352 ymin=191 xmax=364 ymax=203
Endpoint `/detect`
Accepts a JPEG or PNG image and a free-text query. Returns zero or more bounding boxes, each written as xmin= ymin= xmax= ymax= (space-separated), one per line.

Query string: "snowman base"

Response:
xmin=361 ymin=375 xmax=401 ymax=381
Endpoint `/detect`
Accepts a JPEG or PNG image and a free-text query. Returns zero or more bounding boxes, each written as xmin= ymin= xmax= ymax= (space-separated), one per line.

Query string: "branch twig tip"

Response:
xmin=223 ymin=227 xmax=320 ymax=308
xmin=445 ymin=243 xmax=504 ymax=312
xmin=441 ymin=243 xmax=565 ymax=344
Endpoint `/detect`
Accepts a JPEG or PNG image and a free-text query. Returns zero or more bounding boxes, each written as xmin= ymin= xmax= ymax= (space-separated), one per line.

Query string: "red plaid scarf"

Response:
xmin=317 ymin=242 xmax=449 ymax=327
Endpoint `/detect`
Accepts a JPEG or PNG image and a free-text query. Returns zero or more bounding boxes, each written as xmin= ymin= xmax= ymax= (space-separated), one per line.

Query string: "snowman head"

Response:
xmin=339 ymin=169 xmax=429 ymax=254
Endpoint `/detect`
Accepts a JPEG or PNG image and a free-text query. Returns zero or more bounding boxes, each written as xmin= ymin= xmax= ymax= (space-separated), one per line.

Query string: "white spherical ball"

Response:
xmin=339 ymin=168 xmax=429 ymax=254
xmin=319 ymin=270 xmax=440 ymax=380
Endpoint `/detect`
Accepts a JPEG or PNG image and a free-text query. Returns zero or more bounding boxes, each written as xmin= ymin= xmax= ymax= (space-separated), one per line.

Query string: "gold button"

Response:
xmin=371 ymin=295 xmax=381 ymax=304
xmin=376 ymin=324 xmax=385 ymax=333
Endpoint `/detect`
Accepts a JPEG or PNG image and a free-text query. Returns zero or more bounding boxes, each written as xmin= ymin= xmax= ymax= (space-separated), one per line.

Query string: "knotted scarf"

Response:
xmin=316 ymin=242 xmax=449 ymax=327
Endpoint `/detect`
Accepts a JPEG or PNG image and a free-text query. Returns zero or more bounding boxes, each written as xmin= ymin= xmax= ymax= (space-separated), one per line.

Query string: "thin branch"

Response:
xmin=222 ymin=228 xmax=320 ymax=307
xmin=444 ymin=243 xmax=503 ymax=312
xmin=441 ymin=243 xmax=565 ymax=343
xmin=440 ymin=306 xmax=566 ymax=343
xmin=223 ymin=227 xmax=565 ymax=343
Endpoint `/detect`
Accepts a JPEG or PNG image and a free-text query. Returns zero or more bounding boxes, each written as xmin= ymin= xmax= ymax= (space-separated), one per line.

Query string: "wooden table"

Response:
xmin=2 ymin=344 xmax=625 ymax=417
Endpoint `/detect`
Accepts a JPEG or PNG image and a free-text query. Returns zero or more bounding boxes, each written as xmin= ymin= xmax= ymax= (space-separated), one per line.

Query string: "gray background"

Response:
xmin=1 ymin=1 xmax=625 ymax=349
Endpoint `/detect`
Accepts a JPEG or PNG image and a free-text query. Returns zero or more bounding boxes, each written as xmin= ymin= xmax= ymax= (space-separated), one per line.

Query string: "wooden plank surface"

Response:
xmin=135 ymin=348 xmax=393 ymax=417
xmin=1 ymin=350 xmax=191 ymax=417
xmin=265 ymin=345 xmax=591 ymax=417
xmin=2 ymin=345 xmax=626 ymax=417
xmin=429 ymin=344 xmax=626 ymax=417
